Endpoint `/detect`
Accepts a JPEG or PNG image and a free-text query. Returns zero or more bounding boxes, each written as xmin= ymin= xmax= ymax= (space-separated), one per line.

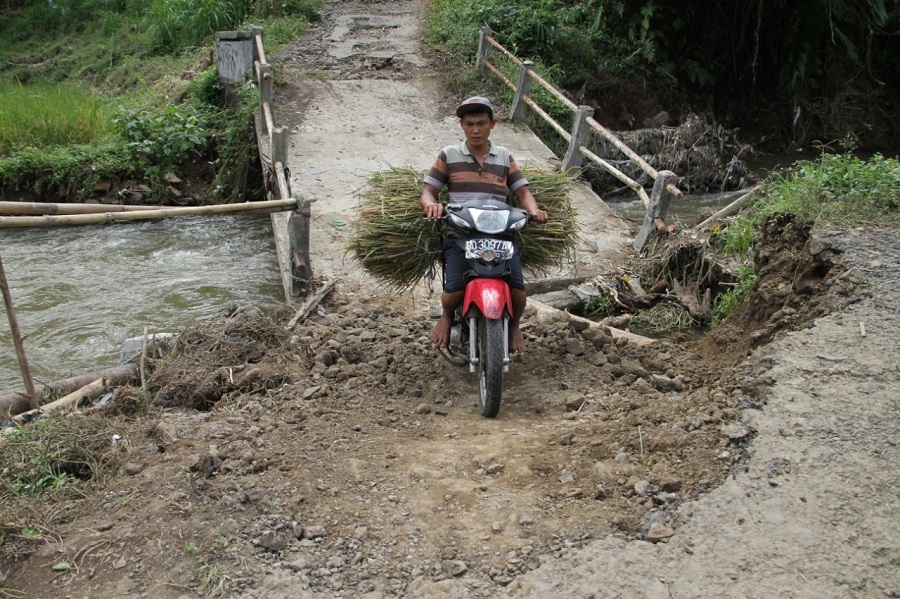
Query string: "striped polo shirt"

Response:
xmin=424 ymin=141 xmax=528 ymax=202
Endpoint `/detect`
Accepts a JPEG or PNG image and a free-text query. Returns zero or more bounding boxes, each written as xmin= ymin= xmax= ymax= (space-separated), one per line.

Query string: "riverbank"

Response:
xmin=4 ymin=220 xmax=897 ymax=598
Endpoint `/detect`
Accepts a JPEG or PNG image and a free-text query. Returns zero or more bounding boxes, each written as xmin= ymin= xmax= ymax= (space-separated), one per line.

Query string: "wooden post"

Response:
xmin=633 ymin=170 xmax=679 ymax=252
xmin=258 ymin=64 xmax=274 ymax=136
xmin=271 ymin=127 xmax=289 ymax=178
xmin=0 ymin=252 xmax=38 ymax=410
xmin=509 ymin=61 xmax=534 ymax=122
xmin=476 ymin=26 xmax=492 ymax=71
xmin=561 ymin=105 xmax=594 ymax=173
xmin=290 ymin=196 xmax=313 ymax=294
xmin=250 ymin=25 xmax=264 ymax=62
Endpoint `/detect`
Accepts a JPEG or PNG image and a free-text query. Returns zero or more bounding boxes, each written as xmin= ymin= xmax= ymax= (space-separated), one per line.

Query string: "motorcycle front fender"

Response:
xmin=463 ymin=278 xmax=512 ymax=320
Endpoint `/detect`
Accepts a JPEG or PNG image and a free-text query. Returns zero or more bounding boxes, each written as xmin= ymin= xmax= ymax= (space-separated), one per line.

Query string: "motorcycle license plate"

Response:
xmin=465 ymin=238 xmax=514 ymax=259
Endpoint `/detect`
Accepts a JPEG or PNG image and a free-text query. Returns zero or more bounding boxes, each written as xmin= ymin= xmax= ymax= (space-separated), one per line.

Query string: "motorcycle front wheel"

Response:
xmin=477 ymin=316 xmax=505 ymax=417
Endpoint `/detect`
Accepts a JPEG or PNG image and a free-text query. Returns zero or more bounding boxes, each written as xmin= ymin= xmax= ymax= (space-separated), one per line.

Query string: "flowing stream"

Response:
xmin=604 ymin=189 xmax=751 ymax=225
xmin=0 ymin=168 xmax=793 ymax=396
xmin=1 ymin=215 xmax=283 ymax=395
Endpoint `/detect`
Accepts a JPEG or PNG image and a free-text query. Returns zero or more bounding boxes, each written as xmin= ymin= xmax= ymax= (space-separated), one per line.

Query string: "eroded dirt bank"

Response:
xmin=5 ymin=226 xmax=897 ymax=599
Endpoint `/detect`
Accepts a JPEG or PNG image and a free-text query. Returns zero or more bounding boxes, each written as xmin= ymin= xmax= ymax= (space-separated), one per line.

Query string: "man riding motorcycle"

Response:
xmin=419 ymin=96 xmax=548 ymax=353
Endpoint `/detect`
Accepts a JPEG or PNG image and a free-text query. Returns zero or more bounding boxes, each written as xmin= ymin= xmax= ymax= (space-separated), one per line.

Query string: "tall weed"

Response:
xmin=710 ymin=265 xmax=757 ymax=329
xmin=147 ymin=0 xmax=250 ymax=52
xmin=253 ymin=0 xmax=323 ymax=20
xmin=712 ymin=216 xmax=754 ymax=258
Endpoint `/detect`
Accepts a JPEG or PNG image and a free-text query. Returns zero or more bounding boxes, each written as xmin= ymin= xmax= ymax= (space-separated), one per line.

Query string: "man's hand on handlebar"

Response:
xmin=423 ymin=202 xmax=445 ymax=221
xmin=528 ymin=208 xmax=548 ymax=224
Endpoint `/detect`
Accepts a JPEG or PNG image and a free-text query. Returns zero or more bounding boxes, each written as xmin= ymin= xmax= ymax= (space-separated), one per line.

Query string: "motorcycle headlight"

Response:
xmin=480 ymin=249 xmax=497 ymax=262
xmin=448 ymin=212 xmax=471 ymax=230
xmin=508 ymin=217 xmax=528 ymax=231
xmin=469 ymin=208 xmax=510 ymax=234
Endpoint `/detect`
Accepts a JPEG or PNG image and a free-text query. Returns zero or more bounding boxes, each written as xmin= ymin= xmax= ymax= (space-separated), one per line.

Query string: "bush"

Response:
xmin=426 ymin=0 xmax=635 ymax=86
xmin=113 ymin=105 xmax=206 ymax=178
xmin=711 ymin=216 xmax=754 ymax=258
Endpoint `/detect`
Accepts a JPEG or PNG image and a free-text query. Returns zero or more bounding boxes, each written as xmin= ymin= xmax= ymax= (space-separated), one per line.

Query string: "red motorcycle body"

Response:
xmin=462 ymin=278 xmax=513 ymax=320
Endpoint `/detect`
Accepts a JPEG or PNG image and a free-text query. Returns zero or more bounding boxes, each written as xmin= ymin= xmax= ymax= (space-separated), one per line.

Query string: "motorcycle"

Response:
xmin=435 ymin=199 xmax=530 ymax=417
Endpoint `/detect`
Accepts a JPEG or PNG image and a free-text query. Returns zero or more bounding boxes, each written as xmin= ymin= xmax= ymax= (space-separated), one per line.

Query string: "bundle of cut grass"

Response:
xmin=348 ymin=166 xmax=578 ymax=292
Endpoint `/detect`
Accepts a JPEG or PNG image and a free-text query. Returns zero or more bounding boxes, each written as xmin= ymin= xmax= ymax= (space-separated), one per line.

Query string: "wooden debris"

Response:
xmin=0 ymin=364 xmax=138 ymax=418
xmin=672 ymin=277 xmax=712 ymax=324
xmin=13 ymin=376 xmax=110 ymax=424
xmin=285 ymin=277 xmax=336 ymax=330
xmin=528 ymin=298 xmax=656 ymax=346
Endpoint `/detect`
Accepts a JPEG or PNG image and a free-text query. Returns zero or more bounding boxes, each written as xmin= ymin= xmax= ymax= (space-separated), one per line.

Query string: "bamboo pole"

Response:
xmin=695 ymin=185 xmax=760 ymax=231
xmin=13 ymin=376 xmax=109 ymax=424
xmin=0 ymin=364 xmax=138 ymax=418
xmin=0 ymin=198 xmax=298 ymax=228
xmin=0 ymin=252 xmax=38 ymax=410
xmin=0 ymin=201 xmax=161 ymax=216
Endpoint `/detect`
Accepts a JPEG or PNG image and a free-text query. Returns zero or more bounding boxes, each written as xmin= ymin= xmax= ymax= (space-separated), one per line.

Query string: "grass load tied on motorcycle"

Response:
xmin=349 ymin=166 xmax=579 ymax=291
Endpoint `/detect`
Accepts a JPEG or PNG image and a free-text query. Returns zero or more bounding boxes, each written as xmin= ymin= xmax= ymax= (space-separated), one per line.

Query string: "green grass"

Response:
xmin=754 ymin=148 xmax=900 ymax=225
xmin=0 ymin=0 xmax=322 ymax=201
xmin=710 ymin=265 xmax=757 ymax=329
xmin=0 ymin=84 xmax=112 ymax=153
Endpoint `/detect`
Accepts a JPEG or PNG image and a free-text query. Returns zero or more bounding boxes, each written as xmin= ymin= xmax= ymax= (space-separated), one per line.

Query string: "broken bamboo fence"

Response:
xmin=475 ymin=27 xmax=683 ymax=252
xmin=215 ymin=26 xmax=313 ymax=304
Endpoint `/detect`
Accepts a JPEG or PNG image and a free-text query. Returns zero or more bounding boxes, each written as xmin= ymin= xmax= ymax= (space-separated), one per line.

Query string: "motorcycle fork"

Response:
xmin=467 ymin=316 xmax=477 ymax=373
xmin=467 ymin=314 xmax=511 ymax=374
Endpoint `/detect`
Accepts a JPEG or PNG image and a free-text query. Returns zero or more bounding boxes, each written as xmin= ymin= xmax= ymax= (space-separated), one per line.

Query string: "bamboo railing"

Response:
xmin=239 ymin=26 xmax=313 ymax=303
xmin=475 ymin=27 xmax=683 ymax=251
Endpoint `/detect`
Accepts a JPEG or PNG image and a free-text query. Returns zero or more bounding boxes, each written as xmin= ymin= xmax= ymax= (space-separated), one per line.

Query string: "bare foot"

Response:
xmin=510 ymin=325 xmax=526 ymax=353
xmin=431 ymin=315 xmax=452 ymax=348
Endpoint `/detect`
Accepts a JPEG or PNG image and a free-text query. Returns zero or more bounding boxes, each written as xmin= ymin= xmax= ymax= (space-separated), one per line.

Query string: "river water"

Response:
xmin=603 ymin=189 xmax=751 ymax=225
xmin=1 ymin=216 xmax=282 ymax=395
xmin=0 ymin=178 xmax=779 ymax=396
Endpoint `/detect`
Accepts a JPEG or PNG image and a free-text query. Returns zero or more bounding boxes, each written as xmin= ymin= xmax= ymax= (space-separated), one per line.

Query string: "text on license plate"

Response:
xmin=465 ymin=238 xmax=514 ymax=259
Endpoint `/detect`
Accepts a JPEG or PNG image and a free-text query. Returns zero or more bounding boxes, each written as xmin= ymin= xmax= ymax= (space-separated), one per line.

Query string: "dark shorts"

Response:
xmin=442 ymin=237 xmax=525 ymax=293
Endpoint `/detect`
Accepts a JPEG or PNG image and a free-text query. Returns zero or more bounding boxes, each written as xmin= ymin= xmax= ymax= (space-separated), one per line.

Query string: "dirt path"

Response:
xmin=273 ymin=0 xmax=629 ymax=283
xmin=3 ymin=2 xmax=899 ymax=598
xmin=518 ymin=228 xmax=900 ymax=599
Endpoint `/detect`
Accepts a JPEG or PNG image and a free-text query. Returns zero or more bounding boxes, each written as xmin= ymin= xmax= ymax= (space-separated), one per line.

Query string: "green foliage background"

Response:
xmin=426 ymin=0 xmax=900 ymax=149
xmin=0 ymin=0 xmax=323 ymax=201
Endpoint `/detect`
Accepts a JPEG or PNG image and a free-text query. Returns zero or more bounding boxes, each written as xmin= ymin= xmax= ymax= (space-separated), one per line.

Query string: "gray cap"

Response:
xmin=456 ymin=96 xmax=494 ymax=118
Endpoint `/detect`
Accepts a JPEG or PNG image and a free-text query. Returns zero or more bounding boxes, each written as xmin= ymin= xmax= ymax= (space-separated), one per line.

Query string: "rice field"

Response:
xmin=0 ymin=83 xmax=111 ymax=154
